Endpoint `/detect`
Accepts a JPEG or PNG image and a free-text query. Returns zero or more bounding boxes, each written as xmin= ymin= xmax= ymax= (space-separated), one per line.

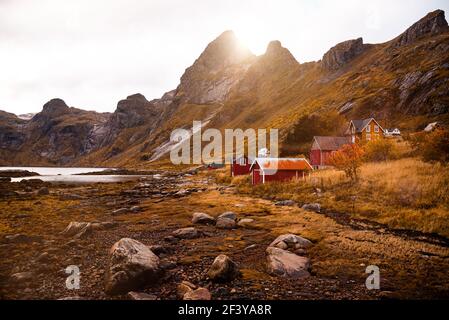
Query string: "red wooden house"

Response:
xmin=249 ymin=158 xmax=313 ymax=185
xmin=230 ymin=156 xmax=254 ymax=177
xmin=310 ymin=136 xmax=352 ymax=169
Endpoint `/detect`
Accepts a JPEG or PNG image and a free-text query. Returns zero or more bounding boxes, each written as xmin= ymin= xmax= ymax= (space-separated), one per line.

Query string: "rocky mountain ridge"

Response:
xmin=1 ymin=10 xmax=448 ymax=166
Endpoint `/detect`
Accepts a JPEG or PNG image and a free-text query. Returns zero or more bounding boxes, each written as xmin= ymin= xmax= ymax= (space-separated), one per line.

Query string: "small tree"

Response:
xmin=329 ymin=143 xmax=365 ymax=182
xmin=364 ymin=139 xmax=398 ymax=162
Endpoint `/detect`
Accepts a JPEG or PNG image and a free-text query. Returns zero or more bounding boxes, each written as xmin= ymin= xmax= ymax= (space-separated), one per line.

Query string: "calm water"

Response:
xmin=0 ymin=167 xmax=146 ymax=184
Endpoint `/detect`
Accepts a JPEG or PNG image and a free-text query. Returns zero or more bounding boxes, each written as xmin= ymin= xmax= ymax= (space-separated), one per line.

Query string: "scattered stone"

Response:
xmin=105 ymin=238 xmax=161 ymax=295
xmin=10 ymin=271 xmax=34 ymax=283
xmin=58 ymin=296 xmax=83 ymax=300
xmin=192 ymin=212 xmax=215 ymax=225
xmin=301 ymin=203 xmax=321 ymax=213
xmin=244 ymin=244 xmax=258 ymax=251
xmin=237 ymin=218 xmax=255 ymax=228
xmin=207 ymin=254 xmax=240 ymax=282
xmin=4 ymin=234 xmax=41 ymax=244
xmin=37 ymin=187 xmax=50 ymax=196
xmin=218 ymin=212 xmax=237 ymax=221
xmin=183 ymin=288 xmax=211 ymax=300
xmin=172 ymin=227 xmax=201 ymax=239
xmin=216 ymin=217 xmax=236 ymax=229
xmin=128 ymin=291 xmax=158 ymax=300
xmin=60 ymin=194 xmax=83 ymax=201
xmin=111 ymin=208 xmax=130 ymax=216
xmin=266 ymin=247 xmax=311 ymax=279
xmin=61 ymin=222 xmax=94 ymax=239
xmin=275 ymin=200 xmax=296 ymax=207
xmin=177 ymin=281 xmax=197 ymax=298
xmin=164 ymin=235 xmax=179 ymax=243
xmin=130 ymin=206 xmax=142 ymax=213
xmin=269 ymin=234 xmax=313 ymax=251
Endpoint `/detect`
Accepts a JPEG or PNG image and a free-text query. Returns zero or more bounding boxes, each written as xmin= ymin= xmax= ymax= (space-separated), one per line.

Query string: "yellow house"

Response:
xmin=346 ymin=118 xmax=385 ymax=143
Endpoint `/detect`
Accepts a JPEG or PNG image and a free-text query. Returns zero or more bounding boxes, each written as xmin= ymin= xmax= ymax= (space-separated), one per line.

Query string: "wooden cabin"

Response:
xmin=310 ymin=136 xmax=352 ymax=169
xmin=249 ymin=158 xmax=313 ymax=185
xmin=230 ymin=156 xmax=254 ymax=177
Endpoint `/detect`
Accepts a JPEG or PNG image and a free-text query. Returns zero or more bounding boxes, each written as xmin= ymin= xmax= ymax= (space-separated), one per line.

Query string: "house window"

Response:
xmin=366 ymin=125 xmax=371 ymax=133
xmin=239 ymin=158 xmax=246 ymax=166
xmin=374 ymin=125 xmax=379 ymax=133
xmin=366 ymin=134 xmax=371 ymax=141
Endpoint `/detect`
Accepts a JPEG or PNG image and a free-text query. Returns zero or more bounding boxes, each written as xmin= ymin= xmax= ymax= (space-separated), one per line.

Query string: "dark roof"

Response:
xmin=351 ymin=119 xmax=373 ymax=132
xmin=313 ymin=136 xmax=352 ymax=151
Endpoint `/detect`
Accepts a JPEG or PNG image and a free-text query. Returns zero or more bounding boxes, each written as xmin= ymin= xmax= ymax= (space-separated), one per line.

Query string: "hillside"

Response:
xmin=0 ymin=10 xmax=448 ymax=166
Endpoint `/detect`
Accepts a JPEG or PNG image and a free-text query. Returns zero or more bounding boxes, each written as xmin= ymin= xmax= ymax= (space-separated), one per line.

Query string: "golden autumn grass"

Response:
xmin=213 ymin=157 xmax=449 ymax=238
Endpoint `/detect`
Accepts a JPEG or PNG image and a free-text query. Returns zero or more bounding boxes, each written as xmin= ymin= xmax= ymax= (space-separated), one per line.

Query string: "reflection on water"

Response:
xmin=0 ymin=167 xmax=146 ymax=184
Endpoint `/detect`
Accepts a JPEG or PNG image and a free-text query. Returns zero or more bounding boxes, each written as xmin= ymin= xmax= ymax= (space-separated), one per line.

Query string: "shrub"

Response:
xmin=364 ymin=139 xmax=398 ymax=162
xmin=328 ymin=143 xmax=364 ymax=182
xmin=420 ymin=129 xmax=449 ymax=163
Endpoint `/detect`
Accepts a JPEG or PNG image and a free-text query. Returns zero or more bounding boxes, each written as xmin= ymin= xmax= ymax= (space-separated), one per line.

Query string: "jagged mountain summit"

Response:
xmin=0 ymin=10 xmax=448 ymax=166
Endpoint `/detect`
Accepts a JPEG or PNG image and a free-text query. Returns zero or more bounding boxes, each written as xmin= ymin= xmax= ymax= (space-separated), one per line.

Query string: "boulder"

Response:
xmin=172 ymin=227 xmax=201 ymax=239
xmin=269 ymin=234 xmax=313 ymax=251
xmin=37 ymin=187 xmax=50 ymax=196
xmin=218 ymin=212 xmax=237 ymax=221
xmin=216 ymin=218 xmax=236 ymax=229
xmin=207 ymin=254 xmax=240 ymax=282
xmin=192 ymin=212 xmax=215 ymax=225
xmin=266 ymin=247 xmax=310 ymax=279
xmin=183 ymin=288 xmax=212 ymax=300
xmin=177 ymin=281 xmax=197 ymax=298
xmin=302 ymin=203 xmax=321 ymax=213
xmin=61 ymin=222 xmax=94 ymax=239
xmin=237 ymin=218 xmax=255 ymax=228
xmin=105 ymin=238 xmax=161 ymax=295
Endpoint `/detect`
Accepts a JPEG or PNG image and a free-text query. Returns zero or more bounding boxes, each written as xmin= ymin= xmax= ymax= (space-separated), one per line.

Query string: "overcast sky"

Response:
xmin=1 ymin=0 xmax=448 ymax=115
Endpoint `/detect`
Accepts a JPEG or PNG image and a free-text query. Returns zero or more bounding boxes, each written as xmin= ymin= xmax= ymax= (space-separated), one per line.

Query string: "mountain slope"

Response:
xmin=0 ymin=10 xmax=448 ymax=166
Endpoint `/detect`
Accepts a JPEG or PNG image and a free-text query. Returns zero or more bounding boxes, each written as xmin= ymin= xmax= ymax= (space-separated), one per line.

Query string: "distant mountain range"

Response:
xmin=1 ymin=10 xmax=448 ymax=166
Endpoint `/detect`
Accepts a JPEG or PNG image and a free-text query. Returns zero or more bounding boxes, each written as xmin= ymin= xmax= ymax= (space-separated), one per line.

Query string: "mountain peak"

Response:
xmin=322 ymin=37 xmax=365 ymax=70
xmin=41 ymin=98 xmax=69 ymax=116
xmin=394 ymin=9 xmax=449 ymax=47
xmin=262 ymin=40 xmax=299 ymax=65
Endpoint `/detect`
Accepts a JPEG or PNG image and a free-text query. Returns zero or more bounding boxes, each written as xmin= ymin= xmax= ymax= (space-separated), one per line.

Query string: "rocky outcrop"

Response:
xmin=322 ymin=38 xmax=365 ymax=70
xmin=394 ymin=10 xmax=448 ymax=47
xmin=269 ymin=234 xmax=313 ymax=252
xmin=105 ymin=238 xmax=161 ymax=295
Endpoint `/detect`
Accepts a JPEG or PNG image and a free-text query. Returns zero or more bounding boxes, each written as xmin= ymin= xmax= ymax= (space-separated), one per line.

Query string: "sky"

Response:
xmin=1 ymin=0 xmax=448 ymax=115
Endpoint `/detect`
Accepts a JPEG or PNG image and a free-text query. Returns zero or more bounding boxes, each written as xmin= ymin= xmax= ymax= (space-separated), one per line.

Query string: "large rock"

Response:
xmin=172 ymin=227 xmax=201 ymax=239
xmin=322 ymin=38 xmax=365 ymax=70
xmin=207 ymin=255 xmax=240 ymax=282
xmin=192 ymin=212 xmax=215 ymax=225
xmin=218 ymin=212 xmax=237 ymax=221
xmin=237 ymin=218 xmax=255 ymax=228
xmin=269 ymin=234 xmax=313 ymax=252
xmin=216 ymin=218 xmax=236 ymax=230
xmin=266 ymin=247 xmax=310 ymax=279
xmin=105 ymin=238 xmax=161 ymax=295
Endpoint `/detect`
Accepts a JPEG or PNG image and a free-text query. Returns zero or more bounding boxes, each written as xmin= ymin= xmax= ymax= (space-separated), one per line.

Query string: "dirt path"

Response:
xmin=0 ymin=173 xmax=448 ymax=300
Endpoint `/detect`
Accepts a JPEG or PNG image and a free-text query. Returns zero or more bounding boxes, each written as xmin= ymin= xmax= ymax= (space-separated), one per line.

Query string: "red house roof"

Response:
xmin=250 ymin=158 xmax=313 ymax=172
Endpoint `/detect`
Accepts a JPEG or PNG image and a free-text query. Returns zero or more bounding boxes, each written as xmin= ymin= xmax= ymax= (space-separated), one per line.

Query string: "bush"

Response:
xmin=364 ymin=139 xmax=398 ymax=162
xmin=328 ymin=143 xmax=364 ymax=182
xmin=411 ymin=129 xmax=449 ymax=164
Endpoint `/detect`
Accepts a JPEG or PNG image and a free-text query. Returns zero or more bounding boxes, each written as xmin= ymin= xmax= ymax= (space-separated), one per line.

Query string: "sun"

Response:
xmin=233 ymin=25 xmax=270 ymax=56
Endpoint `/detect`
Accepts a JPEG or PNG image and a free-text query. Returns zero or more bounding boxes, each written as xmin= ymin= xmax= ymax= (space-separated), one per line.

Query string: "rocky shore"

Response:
xmin=0 ymin=170 xmax=448 ymax=300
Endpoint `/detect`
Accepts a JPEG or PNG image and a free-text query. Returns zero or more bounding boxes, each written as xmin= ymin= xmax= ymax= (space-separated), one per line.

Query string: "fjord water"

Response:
xmin=0 ymin=167 xmax=144 ymax=183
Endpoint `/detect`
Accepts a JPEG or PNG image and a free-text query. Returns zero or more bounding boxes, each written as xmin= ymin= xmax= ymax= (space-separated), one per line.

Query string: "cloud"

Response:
xmin=0 ymin=0 xmax=448 ymax=114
